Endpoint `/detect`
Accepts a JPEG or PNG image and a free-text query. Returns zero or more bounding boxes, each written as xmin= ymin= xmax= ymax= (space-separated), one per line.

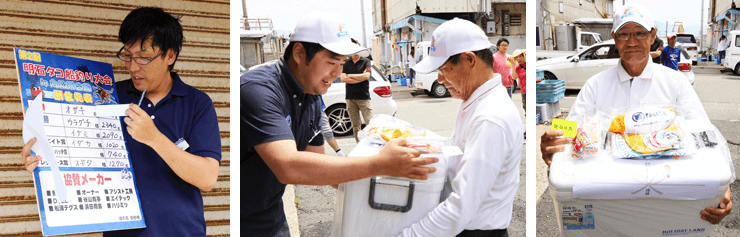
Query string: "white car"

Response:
xmin=323 ymin=64 xmax=397 ymax=136
xmin=676 ymin=33 xmax=699 ymax=65
xmin=245 ymin=60 xmax=398 ymax=136
xmin=537 ymin=39 xmax=694 ymax=90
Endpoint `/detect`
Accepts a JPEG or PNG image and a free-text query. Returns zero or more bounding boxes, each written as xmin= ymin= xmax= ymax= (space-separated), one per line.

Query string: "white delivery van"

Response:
xmin=723 ymin=30 xmax=740 ymax=74
xmin=411 ymin=41 xmax=449 ymax=97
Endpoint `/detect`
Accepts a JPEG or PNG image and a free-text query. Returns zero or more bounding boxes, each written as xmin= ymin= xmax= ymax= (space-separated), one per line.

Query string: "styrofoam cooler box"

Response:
xmin=331 ymin=139 xmax=448 ymax=237
xmin=550 ymin=101 xmax=561 ymax=118
xmin=537 ymin=103 xmax=552 ymax=124
xmin=549 ymin=145 xmax=733 ymax=237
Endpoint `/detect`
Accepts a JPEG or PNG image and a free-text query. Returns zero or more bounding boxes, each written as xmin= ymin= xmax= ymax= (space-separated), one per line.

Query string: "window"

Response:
xmin=735 ymin=35 xmax=740 ymax=47
xmin=679 ymin=47 xmax=690 ymax=60
xmin=579 ymin=45 xmax=616 ymax=61
xmin=581 ymin=34 xmax=595 ymax=47
xmin=676 ymin=35 xmax=696 ymax=44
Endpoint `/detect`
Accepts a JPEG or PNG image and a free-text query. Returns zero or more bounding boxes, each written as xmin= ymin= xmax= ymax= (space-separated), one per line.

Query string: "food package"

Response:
xmin=570 ymin=111 xmax=610 ymax=159
xmin=401 ymin=137 xmax=449 ymax=154
xmin=607 ymin=106 xmax=696 ymax=159
xmin=359 ymin=114 xmax=442 ymax=143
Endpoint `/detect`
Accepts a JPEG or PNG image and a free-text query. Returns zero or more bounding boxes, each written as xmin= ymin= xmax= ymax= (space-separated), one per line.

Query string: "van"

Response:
xmin=723 ymin=30 xmax=740 ymax=74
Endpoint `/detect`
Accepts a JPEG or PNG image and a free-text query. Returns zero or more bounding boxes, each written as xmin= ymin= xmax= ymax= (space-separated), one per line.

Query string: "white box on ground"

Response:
xmin=331 ymin=139 xmax=448 ymax=237
xmin=549 ymin=144 xmax=732 ymax=237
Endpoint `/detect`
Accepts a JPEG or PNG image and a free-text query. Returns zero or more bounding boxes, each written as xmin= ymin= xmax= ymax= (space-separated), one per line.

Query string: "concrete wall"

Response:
xmin=542 ymin=0 xmax=613 ymax=23
xmin=241 ymin=38 xmax=264 ymax=70
xmin=538 ymin=0 xmax=613 ymax=50
xmin=0 ymin=0 xmax=230 ymax=236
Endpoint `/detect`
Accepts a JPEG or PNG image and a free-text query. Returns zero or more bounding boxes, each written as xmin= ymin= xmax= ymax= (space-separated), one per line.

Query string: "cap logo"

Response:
xmin=431 ymin=37 xmax=437 ymax=52
xmin=621 ymin=7 xmax=642 ymax=19
xmin=337 ymin=24 xmax=349 ymax=38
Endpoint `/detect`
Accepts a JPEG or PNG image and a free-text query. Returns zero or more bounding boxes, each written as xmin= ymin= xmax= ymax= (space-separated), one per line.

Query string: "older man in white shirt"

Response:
xmin=540 ymin=3 xmax=732 ymax=225
xmin=399 ymin=18 xmax=522 ymax=237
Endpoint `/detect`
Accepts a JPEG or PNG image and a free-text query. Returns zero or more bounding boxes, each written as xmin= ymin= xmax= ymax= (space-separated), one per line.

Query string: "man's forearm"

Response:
xmin=258 ymin=142 xmax=381 ymax=185
xmin=348 ymin=72 xmax=370 ymax=81
xmin=149 ymin=134 xmax=220 ymax=191
xmin=342 ymin=76 xmax=363 ymax=84
xmin=650 ymin=51 xmax=661 ymax=58
xmin=284 ymin=151 xmax=380 ymax=185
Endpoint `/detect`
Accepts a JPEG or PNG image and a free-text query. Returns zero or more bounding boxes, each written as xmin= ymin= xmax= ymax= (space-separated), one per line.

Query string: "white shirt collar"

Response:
xmin=461 ymin=74 xmax=502 ymax=111
xmin=616 ymin=57 xmax=653 ymax=83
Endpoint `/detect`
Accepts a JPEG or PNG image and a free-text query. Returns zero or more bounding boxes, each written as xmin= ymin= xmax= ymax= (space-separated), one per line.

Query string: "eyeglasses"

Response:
xmin=116 ymin=46 xmax=162 ymax=65
xmin=614 ymin=31 xmax=651 ymax=41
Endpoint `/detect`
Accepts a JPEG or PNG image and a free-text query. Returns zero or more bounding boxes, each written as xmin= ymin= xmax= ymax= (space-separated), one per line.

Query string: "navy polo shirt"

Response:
xmin=105 ymin=72 xmax=222 ymax=237
xmin=241 ymin=58 xmax=323 ymax=236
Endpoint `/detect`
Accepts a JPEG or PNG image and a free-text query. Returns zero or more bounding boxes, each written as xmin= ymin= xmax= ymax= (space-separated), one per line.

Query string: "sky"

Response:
xmin=242 ymin=0 xmax=375 ymax=47
xmin=615 ymin=0 xmax=711 ymax=38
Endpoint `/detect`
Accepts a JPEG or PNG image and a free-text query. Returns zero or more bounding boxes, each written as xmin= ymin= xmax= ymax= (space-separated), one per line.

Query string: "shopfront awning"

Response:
xmin=715 ymin=9 xmax=740 ymax=22
xmin=389 ymin=15 xmax=447 ymax=31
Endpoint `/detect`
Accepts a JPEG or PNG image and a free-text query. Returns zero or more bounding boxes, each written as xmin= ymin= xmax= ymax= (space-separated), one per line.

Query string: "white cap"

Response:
xmin=512 ymin=49 xmax=526 ymax=58
xmin=290 ymin=12 xmax=369 ymax=57
xmin=412 ymin=18 xmax=492 ymax=74
xmin=612 ymin=4 xmax=654 ymax=33
xmin=667 ymin=32 xmax=677 ymax=39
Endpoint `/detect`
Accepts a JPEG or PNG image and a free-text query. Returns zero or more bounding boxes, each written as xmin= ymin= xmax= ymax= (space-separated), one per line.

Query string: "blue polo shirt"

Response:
xmin=661 ymin=45 xmax=681 ymax=70
xmin=241 ymin=58 xmax=324 ymax=236
xmin=105 ymin=72 xmax=222 ymax=237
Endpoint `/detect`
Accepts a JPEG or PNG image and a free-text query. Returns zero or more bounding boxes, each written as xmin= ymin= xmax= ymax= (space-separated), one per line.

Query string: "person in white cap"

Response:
xmin=399 ymin=18 xmax=522 ymax=237
xmin=240 ymin=12 xmax=438 ymax=236
xmin=508 ymin=49 xmax=527 ymax=144
xmin=661 ymin=32 xmax=681 ymax=70
xmin=540 ymin=3 xmax=733 ymax=225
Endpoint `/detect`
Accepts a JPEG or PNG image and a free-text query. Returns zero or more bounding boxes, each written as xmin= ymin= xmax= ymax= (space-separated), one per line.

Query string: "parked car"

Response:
xmin=323 ymin=64 xmax=397 ymax=136
xmin=537 ymin=39 xmax=694 ymax=89
xmin=675 ymin=33 xmax=699 ymax=65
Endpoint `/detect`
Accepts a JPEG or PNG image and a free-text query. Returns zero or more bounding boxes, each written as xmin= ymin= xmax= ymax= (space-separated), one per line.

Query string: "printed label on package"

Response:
xmin=561 ymin=205 xmax=595 ymax=230
xmin=15 ymin=48 xmax=145 ymax=236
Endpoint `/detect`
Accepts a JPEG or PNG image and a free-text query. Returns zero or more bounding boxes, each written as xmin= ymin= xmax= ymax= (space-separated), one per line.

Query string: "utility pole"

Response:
xmin=701 ymin=0 xmax=705 ymax=53
xmin=360 ymin=0 xmax=368 ymax=47
xmin=242 ymin=0 xmax=249 ymax=30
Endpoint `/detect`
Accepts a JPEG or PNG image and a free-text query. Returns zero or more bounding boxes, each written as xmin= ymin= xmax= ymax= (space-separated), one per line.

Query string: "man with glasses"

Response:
xmin=540 ymin=3 xmax=733 ymax=225
xmin=493 ymin=38 xmax=516 ymax=97
xmin=398 ymin=18 xmax=522 ymax=237
xmin=22 ymin=7 xmax=221 ymax=237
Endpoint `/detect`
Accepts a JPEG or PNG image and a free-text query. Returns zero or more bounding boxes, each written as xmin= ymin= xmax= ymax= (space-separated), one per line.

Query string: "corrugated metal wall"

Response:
xmin=0 ymin=0 xmax=230 ymax=236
